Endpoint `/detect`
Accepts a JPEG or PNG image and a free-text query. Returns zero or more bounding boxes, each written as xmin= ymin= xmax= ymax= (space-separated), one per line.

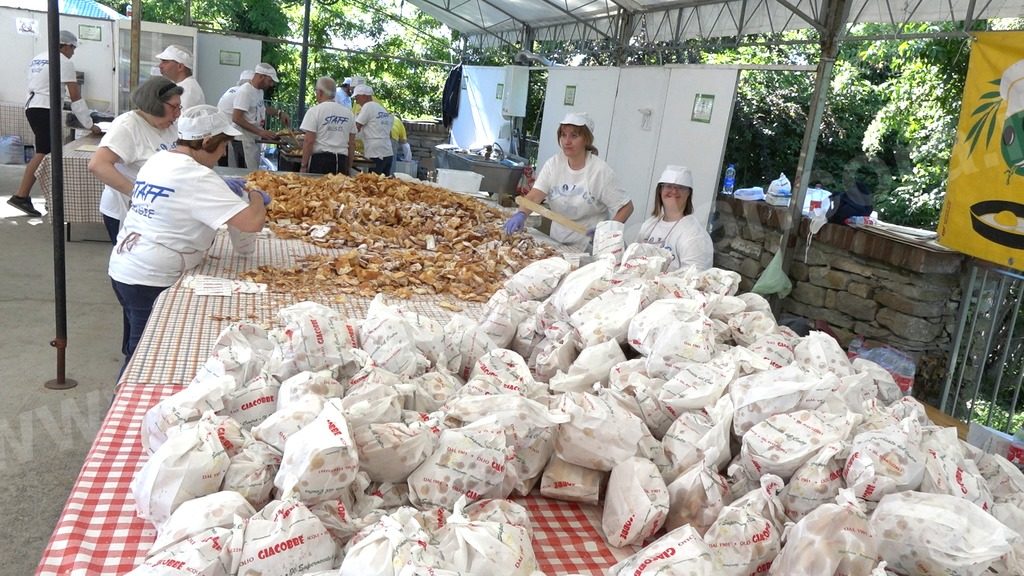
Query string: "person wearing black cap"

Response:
xmin=9 ymin=29 xmax=99 ymax=217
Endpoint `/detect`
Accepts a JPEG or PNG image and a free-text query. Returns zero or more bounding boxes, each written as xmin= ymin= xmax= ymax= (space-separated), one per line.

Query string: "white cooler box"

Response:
xmin=436 ymin=169 xmax=484 ymax=194
xmin=394 ymin=160 xmax=418 ymax=177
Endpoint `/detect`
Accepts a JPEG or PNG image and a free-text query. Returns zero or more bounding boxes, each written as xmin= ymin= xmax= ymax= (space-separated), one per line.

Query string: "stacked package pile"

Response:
xmin=128 ymin=242 xmax=1024 ymax=575
xmin=240 ymin=171 xmax=556 ymax=301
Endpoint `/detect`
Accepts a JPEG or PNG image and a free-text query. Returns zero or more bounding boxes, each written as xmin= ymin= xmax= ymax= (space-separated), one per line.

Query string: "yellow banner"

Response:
xmin=938 ymin=31 xmax=1024 ymax=269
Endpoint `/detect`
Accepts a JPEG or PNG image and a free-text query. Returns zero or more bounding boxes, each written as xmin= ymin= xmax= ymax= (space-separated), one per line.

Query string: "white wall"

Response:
xmin=540 ymin=65 xmax=739 ymax=240
xmin=196 ymin=32 xmax=261 ymax=109
xmin=450 ymin=65 xmax=511 ymax=152
xmin=0 ymin=8 xmax=116 ymax=112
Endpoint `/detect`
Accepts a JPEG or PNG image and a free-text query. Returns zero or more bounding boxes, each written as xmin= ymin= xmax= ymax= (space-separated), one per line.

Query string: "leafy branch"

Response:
xmin=965 ymin=78 xmax=1003 ymax=155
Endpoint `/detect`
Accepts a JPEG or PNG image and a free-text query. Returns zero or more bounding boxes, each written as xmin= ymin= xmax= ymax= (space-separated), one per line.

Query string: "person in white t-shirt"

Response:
xmin=9 ymin=30 xmax=99 ymax=217
xmin=156 ymin=45 xmax=205 ymax=110
xmin=334 ymin=77 xmax=353 ymax=108
xmin=232 ymin=62 xmax=290 ymax=169
xmin=299 ymin=76 xmax=355 ymax=175
xmin=635 ymin=165 xmax=714 ymax=272
xmin=353 ymin=84 xmax=394 ymax=175
xmin=504 ymin=111 xmax=633 ymax=251
xmin=88 ymin=76 xmax=183 ymax=244
xmin=108 ymin=106 xmax=267 ymax=370
xmin=216 ymin=69 xmax=253 ymax=168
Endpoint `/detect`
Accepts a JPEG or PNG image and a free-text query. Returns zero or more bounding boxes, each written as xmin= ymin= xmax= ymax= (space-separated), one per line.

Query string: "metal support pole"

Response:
xmin=44 ymin=0 xmax=76 ymax=390
xmin=130 ymin=0 xmax=141 ymax=91
xmin=297 ymin=0 xmax=312 ymax=122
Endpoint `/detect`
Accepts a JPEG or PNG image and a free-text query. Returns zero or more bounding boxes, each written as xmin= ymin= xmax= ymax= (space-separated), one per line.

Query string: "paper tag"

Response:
xmin=190 ymin=276 xmax=233 ymax=296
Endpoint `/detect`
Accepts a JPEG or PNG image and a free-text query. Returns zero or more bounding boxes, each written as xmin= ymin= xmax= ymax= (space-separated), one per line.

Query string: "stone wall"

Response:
xmin=713 ymin=195 xmax=965 ymax=397
xmin=403 ymin=121 xmax=449 ymax=179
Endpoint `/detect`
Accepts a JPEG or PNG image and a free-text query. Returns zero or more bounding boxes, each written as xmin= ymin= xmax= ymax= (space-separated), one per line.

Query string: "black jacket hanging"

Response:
xmin=442 ymin=64 xmax=463 ymax=128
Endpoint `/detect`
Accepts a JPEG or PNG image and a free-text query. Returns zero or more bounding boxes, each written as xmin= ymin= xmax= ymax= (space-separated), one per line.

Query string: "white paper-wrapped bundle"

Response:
xmin=360 ymin=296 xmax=432 ymax=378
xmin=921 ymin=426 xmax=993 ymax=510
xmin=977 ymin=451 xmax=1024 ymax=502
xmin=540 ymin=454 xmax=604 ymax=504
xmin=845 ymin=417 xmax=925 ymax=501
xmin=664 ymin=457 xmax=731 ymax=536
xmin=546 ymin=255 xmax=616 ymax=319
xmin=274 ymin=398 xmax=360 ymax=504
xmin=163 ymin=412 xmax=248 ymax=459
xmin=308 ymin=472 xmax=386 ymax=547
xmin=703 ymin=474 xmax=787 ymax=576
xmin=553 ymin=392 xmax=645 ymax=471
xmin=407 ymin=416 xmax=516 ymax=509
xmin=478 ymin=289 xmax=533 ymax=348
xmin=222 ymin=438 xmax=281 ymax=509
xmin=694 ymin=267 xmax=741 ymax=296
xmin=222 ymin=373 xmax=281 ymax=430
xmin=340 ymin=507 xmax=442 ymax=576
xmin=128 ymin=525 xmax=242 ymax=576
xmin=870 ymin=491 xmax=1019 ymax=576
xmin=779 ymin=441 xmax=848 ymax=521
xmin=740 ymin=409 xmax=859 ymax=481
xmin=727 ymin=311 xmax=777 ymax=347
xmin=607 ymin=524 xmax=719 ymax=575
xmin=662 ymin=394 xmax=734 ymax=476
xmin=142 ymin=375 xmax=233 ymax=453
xmin=251 ymin=395 xmax=325 ymax=453
xmin=462 ymin=348 xmax=541 ymax=398
xmin=435 ymin=496 xmax=538 ymax=575
xmin=354 ymin=418 xmax=438 ymax=483
xmin=592 ymin=219 xmax=625 ymax=261
xmin=268 ymin=301 xmax=361 ymax=380
xmin=769 ymin=489 xmax=878 ymax=575
xmin=237 ymin=499 xmax=336 ymax=575
xmin=794 ymin=330 xmax=855 ymax=377
xmin=340 ymin=372 xmax=404 ymax=428
xmin=600 ymin=373 xmax=674 ymax=440
xmin=441 ymin=314 xmax=497 ymax=381
xmin=570 ymin=281 xmax=654 ymax=348
xmin=504 ymin=256 xmax=572 ymax=301
xmin=729 ymin=365 xmax=822 ymax=436
xmin=627 ymin=298 xmax=704 ymax=356
xmin=149 ymin=491 xmax=254 ymax=556
xmin=276 ymin=369 xmax=344 ymax=410
xmin=190 ymin=321 xmax=273 ymax=389
xmin=659 ymin=354 xmax=737 ymax=412
xmin=131 ymin=414 xmax=231 ymax=528
xmin=745 ymin=331 xmax=797 ymax=370
xmin=641 ymin=312 xmax=717 ymax=378
xmin=404 ymin=370 xmax=461 ymax=413
xmin=531 ymin=322 xmax=578 ymax=382
xmin=549 ymin=339 xmax=626 ymax=393
xmin=601 ymin=457 xmax=669 ymax=547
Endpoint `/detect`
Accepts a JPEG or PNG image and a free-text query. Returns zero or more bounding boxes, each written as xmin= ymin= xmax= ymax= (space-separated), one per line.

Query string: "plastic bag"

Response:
xmin=751 ymin=249 xmax=792 ymax=299
xmin=769 ymin=489 xmax=877 ymax=575
xmin=602 ymin=457 xmax=669 ymax=546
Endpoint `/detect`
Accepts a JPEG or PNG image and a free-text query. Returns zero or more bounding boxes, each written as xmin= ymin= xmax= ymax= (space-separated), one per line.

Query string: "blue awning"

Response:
xmin=1 ymin=0 xmax=126 ymax=20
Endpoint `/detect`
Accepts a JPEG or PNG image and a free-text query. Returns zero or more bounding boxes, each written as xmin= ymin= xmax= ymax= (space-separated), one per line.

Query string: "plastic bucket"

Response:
xmin=436 ymin=168 xmax=484 ymax=193
xmin=394 ymin=160 xmax=418 ymax=177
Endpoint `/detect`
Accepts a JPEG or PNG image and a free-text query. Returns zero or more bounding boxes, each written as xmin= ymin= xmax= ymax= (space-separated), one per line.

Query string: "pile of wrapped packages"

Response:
xmin=128 ymin=242 xmax=1024 ymax=575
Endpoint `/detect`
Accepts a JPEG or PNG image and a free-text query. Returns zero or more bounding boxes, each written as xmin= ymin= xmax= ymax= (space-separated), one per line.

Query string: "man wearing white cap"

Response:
xmin=232 ymin=62 xmax=290 ymax=169
xmin=108 ymin=105 xmax=266 ymax=369
xmin=504 ymin=111 xmax=633 ymax=250
xmin=156 ymin=44 xmax=205 ymax=109
xmin=9 ymin=29 xmax=98 ymax=217
xmin=635 ymin=165 xmax=713 ymax=272
xmin=353 ymin=84 xmax=393 ymax=175
xmin=334 ymin=77 xmax=354 ymax=108
xmin=216 ymin=69 xmax=254 ymax=167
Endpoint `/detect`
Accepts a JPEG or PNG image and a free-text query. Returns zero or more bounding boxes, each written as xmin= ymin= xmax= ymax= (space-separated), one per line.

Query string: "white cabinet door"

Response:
xmin=654 ymin=66 xmax=740 ymax=230
xmin=538 ymin=67 xmax=620 ymax=170
xmin=605 ymin=67 xmax=672 ymax=241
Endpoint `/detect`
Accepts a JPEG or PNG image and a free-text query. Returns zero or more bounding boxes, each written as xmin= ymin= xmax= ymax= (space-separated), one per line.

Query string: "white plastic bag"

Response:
xmin=539 ymin=454 xmax=604 ymax=504
xmin=662 ymin=394 xmax=734 ymax=476
xmin=221 ymin=438 xmax=281 ymax=509
xmin=549 ymin=339 xmax=625 ymax=393
xmin=274 ymin=398 xmax=360 ymax=504
xmin=149 ymin=491 xmax=253 ymax=556
xmin=592 ymin=220 xmax=625 ymax=261
xmin=504 ymin=256 xmax=572 ymax=301
xmin=570 ymin=281 xmax=655 ymax=349
xmin=435 ymin=496 xmax=538 ymax=575
xmin=779 ymin=441 xmax=848 ymax=521
xmin=607 ymin=524 xmax=719 ymax=575
xmin=703 ymin=474 xmax=787 ymax=576
xmin=601 ymin=457 xmax=669 ymax=547
xmin=237 ymin=499 xmax=337 ymax=574
xmin=769 ymin=489 xmax=877 ymax=575
xmin=553 ymin=392 xmax=645 ymax=471
xmin=664 ymin=457 xmax=731 ymax=536
xmin=739 ymin=409 xmax=859 ymax=481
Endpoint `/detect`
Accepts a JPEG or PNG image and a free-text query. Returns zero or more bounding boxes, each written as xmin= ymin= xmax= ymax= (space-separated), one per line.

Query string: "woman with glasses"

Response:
xmin=89 ymin=76 xmax=183 ymax=244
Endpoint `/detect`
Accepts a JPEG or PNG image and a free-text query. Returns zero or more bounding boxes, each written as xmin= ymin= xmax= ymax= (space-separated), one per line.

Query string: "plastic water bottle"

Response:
xmin=722 ymin=164 xmax=736 ymax=195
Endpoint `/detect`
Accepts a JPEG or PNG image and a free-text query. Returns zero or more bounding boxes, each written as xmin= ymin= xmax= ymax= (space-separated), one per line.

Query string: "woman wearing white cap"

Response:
xmin=635 ymin=165 xmax=713 ymax=272
xmin=89 ymin=76 xmax=183 ymax=244
xmin=108 ymin=105 xmax=268 ymax=370
xmin=504 ymin=111 xmax=633 ymax=250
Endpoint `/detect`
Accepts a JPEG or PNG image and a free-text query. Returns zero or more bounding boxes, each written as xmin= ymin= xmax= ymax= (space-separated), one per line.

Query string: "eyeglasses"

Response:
xmin=163 ymin=101 xmax=183 ymax=113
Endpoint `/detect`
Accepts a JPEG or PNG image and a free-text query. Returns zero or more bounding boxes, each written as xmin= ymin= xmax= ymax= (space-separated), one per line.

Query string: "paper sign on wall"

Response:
xmin=939 ymin=31 xmax=1024 ymax=269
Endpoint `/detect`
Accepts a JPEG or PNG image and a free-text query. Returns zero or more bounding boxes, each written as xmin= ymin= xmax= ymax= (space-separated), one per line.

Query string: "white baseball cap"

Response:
xmin=59 ymin=30 xmax=78 ymax=47
xmin=560 ymin=111 xmax=595 ymax=133
xmin=658 ymin=165 xmax=694 ymax=188
xmin=178 ymin=105 xmax=242 ymax=140
xmin=342 ymin=77 xmax=353 ymax=86
xmin=353 ymin=85 xmax=374 ymax=97
xmin=254 ymin=62 xmax=279 ymax=83
xmin=239 ymin=69 xmax=254 ymax=82
xmin=155 ymin=45 xmax=193 ymax=69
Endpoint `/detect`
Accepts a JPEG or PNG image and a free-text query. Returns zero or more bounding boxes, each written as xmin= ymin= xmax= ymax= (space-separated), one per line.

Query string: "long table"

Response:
xmin=38 ymin=230 xmax=632 ymax=575
xmin=36 ymin=134 xmax=104 ymax=226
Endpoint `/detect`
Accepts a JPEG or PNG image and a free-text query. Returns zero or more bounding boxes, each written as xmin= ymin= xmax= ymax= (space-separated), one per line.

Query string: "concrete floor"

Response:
xmin=0 ymin=164 xmax=122 ymax=576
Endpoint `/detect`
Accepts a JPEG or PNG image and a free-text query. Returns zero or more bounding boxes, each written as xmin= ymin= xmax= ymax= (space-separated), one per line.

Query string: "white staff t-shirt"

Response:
xmin=299 ymin=101 xmax=355 ymax=155
xmin=355 ymin=101 xmax=393 ymax=159
xmin=97 ymin=111 xmax=178 ymax=221
xmin=26 ymin=51 xmax=77 ymax=109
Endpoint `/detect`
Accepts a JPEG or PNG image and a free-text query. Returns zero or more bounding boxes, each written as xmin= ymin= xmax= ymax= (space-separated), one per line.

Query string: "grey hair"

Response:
xmin=315 ymin=76 xmax=337 ymax=99
xmin=132 ymin=76 xmax=184 ymax=117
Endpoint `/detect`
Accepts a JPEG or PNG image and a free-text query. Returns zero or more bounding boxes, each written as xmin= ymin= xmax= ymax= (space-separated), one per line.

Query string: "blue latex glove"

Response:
xmin=504 ymin=212 xmax=527 ymax=235
xmin=222 ymin=177 xmax=247 ymax=198
xmin=257 ymin=189 xmax=271 ymax=206
xmin=586 ymin=226 xmax=595 ymax=239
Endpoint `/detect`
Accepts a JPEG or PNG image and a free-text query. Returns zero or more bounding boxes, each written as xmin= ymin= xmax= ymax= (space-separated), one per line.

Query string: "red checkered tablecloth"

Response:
xmin=36 ymin=381 xmax=629 ymax=575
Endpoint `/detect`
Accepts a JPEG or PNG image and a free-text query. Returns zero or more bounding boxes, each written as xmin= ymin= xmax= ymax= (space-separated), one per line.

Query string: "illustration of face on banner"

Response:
xmin=939 ymin=31 xmax=1024 ymax=269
